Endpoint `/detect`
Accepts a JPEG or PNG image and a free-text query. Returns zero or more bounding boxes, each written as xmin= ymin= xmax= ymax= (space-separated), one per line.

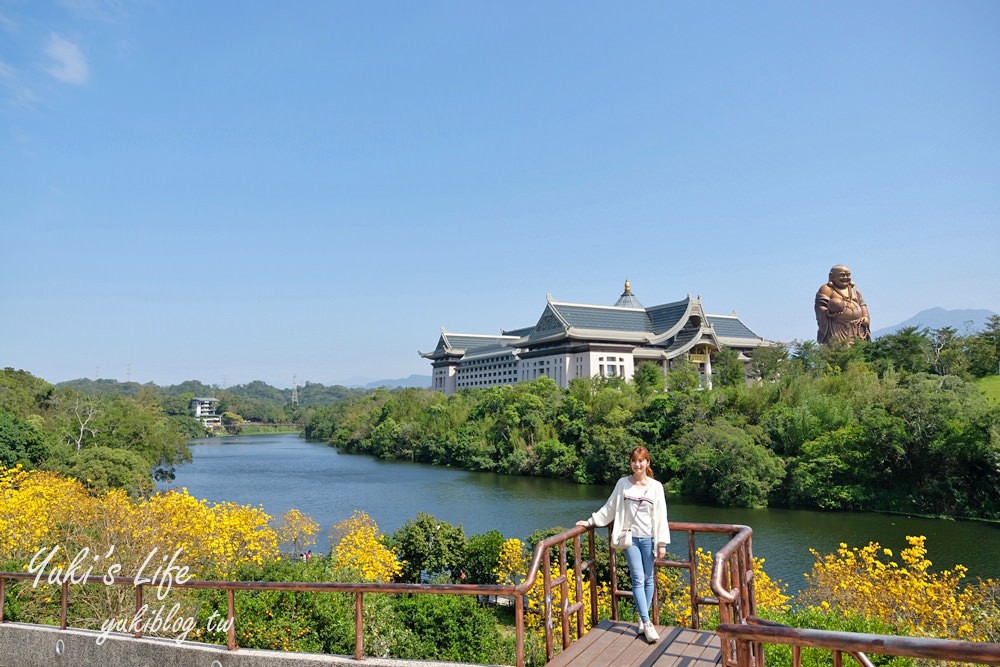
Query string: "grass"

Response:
xmin=976 ymin=375 xmax=1000 ymax=402
xmin=236 ymin=424 xmax=301 ymax=435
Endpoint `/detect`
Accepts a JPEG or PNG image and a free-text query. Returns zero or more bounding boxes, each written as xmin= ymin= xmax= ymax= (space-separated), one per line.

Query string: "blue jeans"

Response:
xmin=622 ymin=536 xmax=655 ymax=623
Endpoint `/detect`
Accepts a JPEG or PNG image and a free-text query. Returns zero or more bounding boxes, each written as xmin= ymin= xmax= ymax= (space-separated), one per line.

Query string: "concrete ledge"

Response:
xmin=0 ymin=622 xmax=500 ymax=667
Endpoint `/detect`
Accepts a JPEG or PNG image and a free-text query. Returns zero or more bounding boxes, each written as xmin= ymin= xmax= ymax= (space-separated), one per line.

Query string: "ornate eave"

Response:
xmin=645 ymin=296 xmax=699 ymax=345
xmin=419 ymin=327 xmax=520 ymax=360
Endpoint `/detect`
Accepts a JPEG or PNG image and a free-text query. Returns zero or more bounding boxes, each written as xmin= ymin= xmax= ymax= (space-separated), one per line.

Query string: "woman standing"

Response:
xmin=577 ymin=446 xmax=670 ymax=643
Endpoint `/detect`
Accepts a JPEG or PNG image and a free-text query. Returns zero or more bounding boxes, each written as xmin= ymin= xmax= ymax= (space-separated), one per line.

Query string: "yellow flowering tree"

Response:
xmin=657 ymin=548 xmax=791 ymax=628
xmin=494 ymin=537 xmax=527 ymax=586
xmin=494 ymin=537 xmax=611 ymax=644
xmin=275 ymin=508 xmax=320 ymax=558
xmin=0 ymin=466 xmax=95 ymax=562
xmin=800 ymin=536 xmax=994 ymax=641
xmin=0 ymin=466 xmax=279 ymax=635
xmin=329 ymin=510 xmax=402 ymax=582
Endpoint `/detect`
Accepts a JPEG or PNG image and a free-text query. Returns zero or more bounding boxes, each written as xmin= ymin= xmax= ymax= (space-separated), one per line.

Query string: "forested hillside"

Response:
xmin=0 ymin=369 xmax=193 ymax=494
xmin=1 ymin=369 xmax=374 ymax=492
xmin=58 ymin=377 xmax=368 ymax=421
xmin=305 ymin=325 xmax=1000 ymax=519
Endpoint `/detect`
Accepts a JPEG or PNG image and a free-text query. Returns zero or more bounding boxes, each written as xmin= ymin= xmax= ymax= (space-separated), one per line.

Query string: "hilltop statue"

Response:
xmin=815 ymin=265 xmax=871 ymax=345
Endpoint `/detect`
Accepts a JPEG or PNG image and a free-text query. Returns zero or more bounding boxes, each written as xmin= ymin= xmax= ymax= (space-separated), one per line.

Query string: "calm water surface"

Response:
xmin=162 ymin=433 xmax=1000 ymax=592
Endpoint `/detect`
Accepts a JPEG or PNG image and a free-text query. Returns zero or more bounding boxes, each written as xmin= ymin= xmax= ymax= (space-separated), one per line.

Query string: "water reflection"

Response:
xmin=163 ymin=433 xmax=999 ymax=593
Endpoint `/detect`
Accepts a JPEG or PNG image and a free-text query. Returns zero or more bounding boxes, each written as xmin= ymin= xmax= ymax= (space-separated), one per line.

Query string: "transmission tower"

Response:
xmin=291 ymin=374 xmax=299 ymax=406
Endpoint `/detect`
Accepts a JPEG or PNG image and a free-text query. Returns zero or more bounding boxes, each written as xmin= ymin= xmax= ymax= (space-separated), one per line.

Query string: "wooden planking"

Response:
xmin=547 ymin=621 xmax=722 ymax=667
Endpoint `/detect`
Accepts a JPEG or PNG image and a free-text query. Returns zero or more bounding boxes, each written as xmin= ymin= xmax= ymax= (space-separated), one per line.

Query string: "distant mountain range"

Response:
xmin=351 ymin=374 xmax=431 ymax=389
xmin=873 ymin=307 xmax=998 ymax=338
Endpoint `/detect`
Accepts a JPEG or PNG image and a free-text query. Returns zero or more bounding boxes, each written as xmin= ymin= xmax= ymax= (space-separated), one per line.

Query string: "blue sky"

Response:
xmin=2 ymin=1 xmax=998 ymax=388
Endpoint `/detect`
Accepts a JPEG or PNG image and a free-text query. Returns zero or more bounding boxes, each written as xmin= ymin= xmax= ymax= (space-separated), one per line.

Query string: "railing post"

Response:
xmin=559 ymin=542 xmax=570 ymax=649
xmin=688 ymin=528 xmax=699 ymax=630
xmin=0 ymin=576 xmax=6 ymax=623
xmin=227 ymin=588 xmax=236 ymax=650
xmin=573 ymin=533 xmax=585 ymax=640
xmin=60 ymin=579 xmax=68 ymax=630
xmin=515 ymin=590 xmax=526 ymax=667
xmin=587 ymin=528 xmax=598 ymax=629
xmin=354 ymin=591 xmax=364 ymax=660
xmin=608 ymin=526 xmax=619 ymax=621
xmin=735 ymin=632 xmax=752 ymax=667
xmin=134 ymin=584 xmax=143 ymax=638
xmin=543 ymin=554 xmax=554 ymax=661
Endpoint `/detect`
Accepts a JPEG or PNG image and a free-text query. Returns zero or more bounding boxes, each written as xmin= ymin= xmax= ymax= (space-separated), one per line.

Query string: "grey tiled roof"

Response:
xmin=460 ymin=343 xmax=518 ymax=360
xmin=551 ymin=303 xmax=654 ymax=332
xmin=647 ymin=299 xmax=691 ymax=334
xmin=445 ymin=334 xmax=506 ymax=350
xmin=664 ymin=326 xmax=702 ymax=352
xmin=707 ymin=315 xmax=762 ymax=340
xmin=614 ymin=293 xmax=645 ymax=308
xmin=425 ymin=332 xmax=518 ymax=358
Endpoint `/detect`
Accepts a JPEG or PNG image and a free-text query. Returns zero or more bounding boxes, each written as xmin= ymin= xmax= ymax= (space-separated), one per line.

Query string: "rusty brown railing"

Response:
xmin=0 ymin=521 xmax=753 ymax=666
xmin=607 ymin=521 xmax=755 ymax=632
xmin=717 ymin=616 xmax=1000 ymax=667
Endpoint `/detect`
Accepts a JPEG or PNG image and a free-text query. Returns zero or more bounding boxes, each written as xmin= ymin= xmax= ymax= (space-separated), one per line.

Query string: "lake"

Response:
xmin=161 ymin=433 xmax=1000 ymax=593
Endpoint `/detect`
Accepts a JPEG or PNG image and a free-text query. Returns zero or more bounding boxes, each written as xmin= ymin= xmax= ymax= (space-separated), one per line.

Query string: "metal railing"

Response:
xmin=18 ymin=520 xmax=998 ymax=667
xmin=1 ymin=520 xmax=745 ymax=665
xmin=717 ymin=616 xmax=1000 ymax=667
xmin=605 ymin=521 xmax=755 ymax=632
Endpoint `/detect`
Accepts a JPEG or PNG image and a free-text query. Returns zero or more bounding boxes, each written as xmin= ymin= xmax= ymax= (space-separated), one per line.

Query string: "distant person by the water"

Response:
xmin=577 ymin=446 xmax=670 ymax=644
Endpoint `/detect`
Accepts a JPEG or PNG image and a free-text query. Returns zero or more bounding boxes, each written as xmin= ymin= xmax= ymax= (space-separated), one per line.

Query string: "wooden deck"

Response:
xmin=547 ymin=620 xmax=723 ymax=667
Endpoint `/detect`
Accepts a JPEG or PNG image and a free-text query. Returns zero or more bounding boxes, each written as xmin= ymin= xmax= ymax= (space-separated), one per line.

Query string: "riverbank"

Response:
xmin=164 ymin=433 xmax=1000 ymax=592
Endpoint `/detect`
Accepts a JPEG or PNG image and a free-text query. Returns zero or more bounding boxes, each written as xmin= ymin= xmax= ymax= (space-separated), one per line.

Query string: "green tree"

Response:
xmin=748 ymin=343 xmax=789 ymax=382
xmin=461 ymin=529 xmax=505 ymax=585
xmin=791 ymin=340 xmax=822 ymax=375
xmin=0 ymin=368 xmax=54 ymax=416
xmin=866 ymin=326 xmax=930 ymax=375
xmin=0 ymin=410 xmax=50 ymax=466
xmin=926 ymin=327 xmax=968 ymax=377
xmin=391 ymin=513 xmax=466 ymax=582
xmin=667 ymin=358 xmax=700 ymax=392
xmin=220 ymin=411 xmax=244 ymax=434
xmin=982 ymin=315 xmax=1000 ymax=375
xmin=677 ymin=421 xmax=785 ymax=508
xmin=633 ymin=362 xmax=665 ymax=399
xmin=392 ymin=594 xmax=505 ymax=663
xmin=712 ymin=348 xmax=745 ymax=388
xmin=56 ymin=446 xmax=152 ymax=496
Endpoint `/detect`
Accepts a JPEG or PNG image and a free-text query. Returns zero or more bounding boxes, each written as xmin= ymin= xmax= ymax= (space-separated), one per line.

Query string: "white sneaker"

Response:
xmin=643 ymin=622 xmax=660 ymax=643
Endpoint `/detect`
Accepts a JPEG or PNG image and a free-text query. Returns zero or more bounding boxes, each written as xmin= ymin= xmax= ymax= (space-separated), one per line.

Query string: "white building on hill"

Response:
xmin=420 ymin=281 xmax=771 ymax=395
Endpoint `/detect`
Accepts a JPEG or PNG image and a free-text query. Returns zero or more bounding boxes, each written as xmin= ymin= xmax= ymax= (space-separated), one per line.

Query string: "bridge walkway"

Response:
xmin=547 ymin=620 xmax=721 ymax=667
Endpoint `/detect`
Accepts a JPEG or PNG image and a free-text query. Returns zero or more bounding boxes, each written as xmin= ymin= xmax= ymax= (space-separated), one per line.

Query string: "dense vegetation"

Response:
xmin=2 ymin=467 xmax=996 ymax=667
xmin=0 ymin=368 xmax=376 ymax=490
xmin=305 ymin=323 xmax=1000 ymax=519
xmin=0 ymin=368 xmax=194 ymax=493
xmin=56 ymin=376 xmax=368 ymax=425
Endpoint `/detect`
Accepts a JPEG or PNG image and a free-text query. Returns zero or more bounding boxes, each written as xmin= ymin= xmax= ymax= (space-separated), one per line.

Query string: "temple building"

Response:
xmin=421 ymin=281 xmax=772 ymax=394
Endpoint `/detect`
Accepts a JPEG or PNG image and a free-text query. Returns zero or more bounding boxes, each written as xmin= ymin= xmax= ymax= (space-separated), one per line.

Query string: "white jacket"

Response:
xmin=589 ymin=476 xmax=671 ymax=547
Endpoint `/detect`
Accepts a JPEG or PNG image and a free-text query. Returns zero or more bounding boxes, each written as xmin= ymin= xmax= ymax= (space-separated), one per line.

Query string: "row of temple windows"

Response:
xmin=459 ymin=369 xmax=517 ymax=379
xmin=459 ymin=359 xmax=517 ymax=370
xmin=456 ymin=376 xmax=515 ymax=389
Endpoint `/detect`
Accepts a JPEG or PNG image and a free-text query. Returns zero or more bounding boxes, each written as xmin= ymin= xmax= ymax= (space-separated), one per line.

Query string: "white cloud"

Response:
xmin=43 ymin=33 xmax=90 ymax=85
xmin=0 ymin=60 xmax=39 ymax=109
